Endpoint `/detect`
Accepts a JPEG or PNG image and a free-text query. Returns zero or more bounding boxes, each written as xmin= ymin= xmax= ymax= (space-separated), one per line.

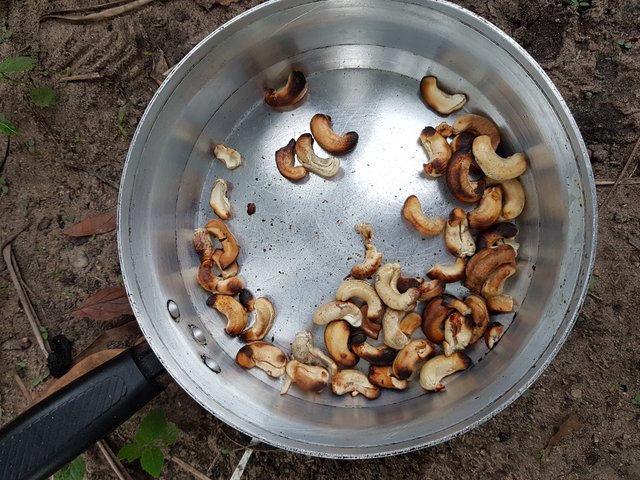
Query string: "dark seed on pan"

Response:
xmin=247 ymin=203 xmax=256 ymax=215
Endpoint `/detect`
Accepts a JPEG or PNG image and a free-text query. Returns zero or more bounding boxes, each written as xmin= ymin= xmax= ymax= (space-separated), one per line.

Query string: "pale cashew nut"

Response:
xmin=205 ymin=219 xmax=240 ymax=268
xmin=419 ymin=352 xmax=472 ymax=392
xmin=335 ymin=279 xmax=384 ymax=320
xmin=445 ymin=208 xmax=476 ymax=258
xmin=442 ymin=312 xmax=474 ymax=356
xmin=291 ymin=331 xmax=337 ymax=375
xmin=487 ymin=177 xmax=525 ymax=220
xmin=368 ymin=365 xmax=408 ymax=391
xmin=310 ymin=114 xmax=359 ymax=155
xmin=399 ymin=312 xmax=422 ymax=336
xmin=236 ymin=341 xmax=287 ymax=378
xmin=485 ymin=322 xmax=505 ymax=349
xmin=452 ymin=114 xmax=501 ymax=150
xmin=420 ymin=76 xmax=467 ymax=115
xmin=312 ymin=301 xmax=362 ymax=327
xmin=209 ymin=179 xmax=231 ymax=220
xmin=420 ymin=127 xmax=453 ymax=177
xmin=402 ymin=195 xmax=446 ymax=236
xmin=467 ymin=186 xmax=503 ymax=230
xmin=486 ymin=294 xmax=514 ymax=313
xmin=276 ymin=138 xmax=308 ymax=181
xmin=240 ymin=297 xmax=276 ymax=342
xmin=375 ymin=263 xmax=421 ymax=311
xmin=382 ymin=308 xmax=410 ymax=350
xmin=351 ymin=223 xmax=383 ymax=279
xmin=213 ymin=144 xmax=242 ymax=170
xmin=331 ymin=369 xmax=380 ymax=399
xmin=280 ymin=360 xmax=329 ymax=395
xmin=472 ymin=135 xmax=527 ymax=181
xmin=264 ymin=70 xmax=308 ymax=108
xmin=295 ymin=133 xmax=340 ymax=178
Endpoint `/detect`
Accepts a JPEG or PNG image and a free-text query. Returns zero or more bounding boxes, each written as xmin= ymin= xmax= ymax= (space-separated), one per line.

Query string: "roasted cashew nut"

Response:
xmin=209 ymin=179 xmax=231 ymax=220
xmin=213 ymin=144 xmax=242 ymax=170
xmin=194 ymin=230 xmax=244 ymax=295
xmin=420 ymin=127 xmax=453 ymax=177
xmin=421 ymin=296 xmax=453 ymax=344
xmin=436 ymin=122 xmax=454 ymax=138
xmin=209 ymin=294 xmax=248 ymax=336
xmin=399 ymin=312 xmax=422 ymax=336
xmin=392 ymin=339 xmax=436 ymax=380
xmin=310 ymin=114 xmax=359 ymax=155
xmin=485 ymin=322 xmax=505 ymax=349
xmin=280 ymin=360 xmax=329 ymax=395
xmin=359 ymin=304 xmax=381 ymax=340
xmin=451 ymin=132 xmax=474 ymax=152
xmin=427 ymin=257 xmax=467 ymax=283
xmin=446 ymin=147 xmax=485 ymax=203
xmin=487 ymin=177 xmax=525 ymax=220
xmin=375 ymin=263 xmax=421 ymax=312
xmin=291 ymin=331 xmax=337 ymax=375
xmin=465 ymin=294 xmax=490 ymax=345
xmin=419 ymin=352 xmax=472 ymax=392
xmin=472 ymin=135 xmax=528 ymax=181
xmin=402 ymin=195 xmax=446 ymax=236
xmin=441 ymin=294 xmax=471 ymax=316
xmin=313 ymin=300 xmax=362 ymax=327
xmin=464 ymin=245 xmax=516 ymax=294
xmin=295 ymin=133 xmax=340 ymax=178
xmin=240 ymin=297 xmax=276 ymax=342
xmin=420 ymin=76 xmax=467 ymax=115
xmin=276 ymin=138 xmax=308 ymax=181
xmin=487 ymin=294 xmax=514 ymax=313
xmin=481 ymin=263 xmax=516 ymax=299
xmin=331 ymin=369 xmax=380 ymax=399
xmin=445 ymin=208 xmax=476 ymax=258
xmin=324 ymin=320 xmax=359 ymax=368
xmin=264 ymin=70 xmax=308 ymax=108
xmin=236 ymin=341 xmax=287 ymax=378
xmin=349 ymin=329 xmax=397 ymax=365
xmin=468 ymin=186 xmax=503 ymax=230
xmin=351 ymin=223 xmax=383 ymax=279
xmin=442 ymin=312 xmax=474 ymax=356
xmin=368 ymin=365 xmax=408 ymax=391
xmin=335 ymin=279 xmax=384 ymax=320
xmin=452 ymin=114 xmax=501 ymax=150
xmin=382 ymin=308 xmax=410 ymax=350
xmin=205 ymin=219 xmax=240 ymax=269
xmin=476 ymin=222 xmax=518 ymax=250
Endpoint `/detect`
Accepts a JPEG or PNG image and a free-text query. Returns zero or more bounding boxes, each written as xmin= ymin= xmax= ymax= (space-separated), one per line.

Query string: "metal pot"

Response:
xmin=0 ymin=0 xmax=596 ymax=476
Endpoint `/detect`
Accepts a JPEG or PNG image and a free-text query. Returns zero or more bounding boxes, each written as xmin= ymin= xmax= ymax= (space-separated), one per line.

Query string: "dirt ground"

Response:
xmin=1 ymin=0 xmax=639 ymax=479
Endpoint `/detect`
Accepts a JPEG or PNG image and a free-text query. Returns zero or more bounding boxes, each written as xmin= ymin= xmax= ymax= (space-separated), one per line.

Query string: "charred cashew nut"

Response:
xmin=210 ymin=294 xmax=248 ymax=336
xmin=375 ymin=263 xmax=421 ymax=311
xmin=451 ymin=132 xmax=474 ymax=152
xmin=487 ymin=177 xmax=525 ymax=220
xmin=472 ymin=135 xmax=528 ymax=181
xmin=313 ymin=301 xmax=362 ymax=327
xmin=421 ymin=296 xmax=453 ymax=344
xmin=420 ymin=127 xmax=453 ymax=177
xmin=420 ymin=76 xmax=467 ymax=115
xmin=349 ymin=330 xmax=397 ymax=365
xmin=209 ymin=179 xmax=231 ymax=220
xmin=419 ymin=352 xmax=472 ymax=392
xmin=446 ymin=148 xmax=485 ymax=203
xmin=442 ymin=312 xmax=474 ymax=356
xmin=194 ymin=230 xmax=244 ymax=295
xmin=436 ymin=122 xmax=454 ymax=138
xmin=487 ymin=294 xmax=514 ymax=313
xmin=399 ymin=312 xmax=422 ymax=336
xmin=335 ymin=279 xmax=384 ymax=320
xmin=295 ymin=133 xmax=340 ymax=178
xmin=240 ymin=297 xmax=276 ymax=342
xmin=476 ymin=222 xmax=518 ymax=250
xmin=418 ymin=279 xmax=445 ymax=302
xmin=236 ymin=341 xmax=287 ymax=378
xmin=382 ymin=308 xmax=410 ymax=350
xmin=464 ymin=245 xmax=516 ymax=294
xmin=468 ymin=186 xmax=503 ymax=230
xmin=392 ymin=339 xmax=436 ymax=380
xmin=465 ymin=294 xmax=490 ymax=345
xmin=402 ymin=195 xmax=446 ymax=236
xmin=442 ymin=294 xmax=471 ymax=316
xmin=445 ymin=208 xmax=476 ymax=258
xmin=280 ymin=360 xmax=329 ymax=395
xmin=276 ymin=138 xmax=308 ymax=181
xmin=359 ymin=305 xmax=381 ymax=340
xmin=213 ymin=144 xmax=242 ymax=170
xmin=452 ymin=114 xmax=501 ymax=150
xmin=485 ymin=322 xmax=505 ymax=349
xmin=332 ymin=369 xmax=381 ymax=399
xmin=205 ymin=219 xmax=240 ymax=269
xmin=309 ymin=114 xmax=359 ymax=155
xmin=324 ymin=320 xmax=359 ymax=368
xmin=264 ymin=70 xmax=308 ymax=108
xmin=368 ymin=365 xmax=409 ymax=391
xmin=238 ymin=288 xmax=255 ymax=312
xmin=291 ymin=331 xmax=337 ymax=375
xmin=427 ymin=257 xmax=467 ymax=283
xmin=481 ymin=263 xmax=516 ymax=299
xmin=397 ymin=277 xmax=423 ymax=293
xmin=351 ymin=223 xmax=383 ymax=279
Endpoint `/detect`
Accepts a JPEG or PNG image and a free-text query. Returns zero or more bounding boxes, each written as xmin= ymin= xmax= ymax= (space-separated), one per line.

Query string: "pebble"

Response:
xmin=71 ymin=250 xmax=89 ymax=269
xmin=571 ymin=387 xmax=583 ymax=399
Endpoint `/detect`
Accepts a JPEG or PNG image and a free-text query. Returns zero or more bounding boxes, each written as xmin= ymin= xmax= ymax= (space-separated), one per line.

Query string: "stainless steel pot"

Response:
xmin=0 ymin=0 xmax=596 ymax=474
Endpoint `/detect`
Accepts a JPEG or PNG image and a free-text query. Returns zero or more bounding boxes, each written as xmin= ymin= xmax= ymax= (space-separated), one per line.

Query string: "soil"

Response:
xmin=1 ymin=0 xmax=639 ymax=479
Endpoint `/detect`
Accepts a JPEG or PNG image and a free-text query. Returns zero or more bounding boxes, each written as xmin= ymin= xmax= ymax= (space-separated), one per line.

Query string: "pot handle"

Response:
xmin=0 ymin=345 xmax=166 ymax=480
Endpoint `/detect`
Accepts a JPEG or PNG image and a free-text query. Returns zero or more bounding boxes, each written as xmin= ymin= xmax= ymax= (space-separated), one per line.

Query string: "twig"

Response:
xmin=3 ymin=243 xmax=50 ymax=356
xmin=229 ymin=439 xmax=260 ymax=480
xmin=60 ymin=72 xmax=103 ymax=82
xmin=600 ymin=136 xmax=640 ymax=208
xmin=587 ymin=291 xmax=602 ymax=302
xmin=0 ymin=135 xmax=9 ymax=174
xmin=41 ymin=0 xmax=131 ymax=17
xmin=14 ymin=374 xmax=33 ymax=402
xmin=0 ymin=222 xmax=30 ymax=267
xmin=167 ymin=455 xmax=213 ymax=480
xmin=96 ymin=441 xmax=132 ymax=480
xmin=41 ymin=0 xmax=155 ymax=22
xmin=64 ymin=163 xmax=119 ymax=190
xmin=595 ymin=178 xmax=640 ymax=186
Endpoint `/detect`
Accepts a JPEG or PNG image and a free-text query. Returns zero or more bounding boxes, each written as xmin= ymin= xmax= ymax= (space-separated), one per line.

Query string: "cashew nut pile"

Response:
xmin=192 ymin=71 xmax=528 ymax=401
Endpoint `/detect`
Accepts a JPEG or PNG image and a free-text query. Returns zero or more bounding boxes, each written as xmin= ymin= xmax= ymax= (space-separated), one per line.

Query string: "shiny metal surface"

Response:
xmin=118 ymin=0 xmax=597 ymax=458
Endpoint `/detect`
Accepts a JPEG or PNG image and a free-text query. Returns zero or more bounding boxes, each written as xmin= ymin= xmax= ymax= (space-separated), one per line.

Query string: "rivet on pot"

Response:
xmin=201 ymin=354 xmax=221 ymax=373
xmin=190 ymin=324 xmax=206 ymax=345
xmin=167 ymin=300 xmax=180 ymax=320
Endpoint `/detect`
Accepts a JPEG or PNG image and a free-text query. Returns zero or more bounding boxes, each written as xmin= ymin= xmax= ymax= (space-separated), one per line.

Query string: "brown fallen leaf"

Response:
xmin=73 ymin=321 xmax=141 ymax=365
xmin=41 ymin=349 xmax=124 ymax=400
xmin=64 ymin=208 xmax=116 ymax=237
xmin=151 ymin=49 xmax=169 ymax=86
xmin=71 ymin=287 xmax=133 ymax=321
xmin=546 ymin=412 xmax=582 ymax=448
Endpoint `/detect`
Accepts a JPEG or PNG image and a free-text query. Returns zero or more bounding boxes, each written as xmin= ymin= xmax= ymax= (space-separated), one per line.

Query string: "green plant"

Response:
xmin=0 ymin=177 xmax=8 ymax=196
xmin=534 ymin=449 xmax=546 ymax=462
xmin=632 ymin=394 xmax=640 ymax=406
xmin=31 ymin=371 xmax=49 ymax=386
xmin=0 ymin=25 xmax=12 ymax=44
xmin=117 ymin=410 xmax=179 ymax=478
xmin=63 ymin=287 xmax=76 ymax=301
xmin=117 ymin=105 xmax=128 ymax=137
xmin=15 ymin=360 xmax=27 ymax=370
xmin=31 ymin=86 xmax=56 ymax=107
xmin=615 ymin=38 xmax=635 ymax=50
xmin=570 ymin=0 xmax=591 ymax=7
xmin=0 ymin=113 xmax=19 ymax=136
xmin=39 ymin=325 xmax=48 ymax=341
xmin=0 ymin=56 xmax=37 ymax=81
xmin=54 ymin=456 xmax=85 ymax=480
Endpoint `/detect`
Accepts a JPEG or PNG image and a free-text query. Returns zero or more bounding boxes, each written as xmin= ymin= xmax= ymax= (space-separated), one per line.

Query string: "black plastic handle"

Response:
xmin=0 ymin=345 xmax=166 ymax=480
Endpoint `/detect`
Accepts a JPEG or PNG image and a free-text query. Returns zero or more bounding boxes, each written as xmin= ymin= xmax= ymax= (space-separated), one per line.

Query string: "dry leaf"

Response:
xmin=151 ymin=49 xmax=169 ymax=86
xmin=64 ymin=208 xmax=116 ymax=237
xmin=42 ymin=349 xmax=124 ymax=399
xmin=73 ymin=321 xmax=141 ymax=365
xmin=71 ymin=286 xmax=133 ymax=321
xmin=546 ymin=413 xmax=582 ymax=448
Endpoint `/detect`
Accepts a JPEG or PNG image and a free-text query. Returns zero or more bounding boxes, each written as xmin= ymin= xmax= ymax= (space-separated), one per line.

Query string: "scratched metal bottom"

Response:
xmin=118 ymin=0 xmax=597 ymax=458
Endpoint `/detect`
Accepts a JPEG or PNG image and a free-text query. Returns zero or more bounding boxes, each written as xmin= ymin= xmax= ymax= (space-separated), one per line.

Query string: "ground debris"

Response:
xmin=546 ymin=412 xmax=583 ymax=449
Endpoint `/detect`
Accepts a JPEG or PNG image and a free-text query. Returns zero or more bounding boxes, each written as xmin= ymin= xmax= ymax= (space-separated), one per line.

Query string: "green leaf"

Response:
xmin=0 ymin=113 xmax=19 ymax=136
xmin=579 ymin=1 xmax=590 ymax=6
xmin=616 ymin=38 xmax=626 ymax=45
xmin=54 ymin=456 xmax=86 ymax=480
xmin=632 ymin=395 xmax=640 ymax=405
xmin=0 ymin=56 xmax=37 ymax=74
xmin=136 ymin=410 xmax=177 ymax=446
xmin=39 ymin=325 xmax=49 ymax=341
xmin=220 ymin=447 xmax=232 ymax=455
xmin=30 ymin=87 xmax=56 ymax=107
xmin=588 ymin=276 xmax=596 ymax=292
xmin=160 ymin=422 xmax=179 ymax=446
xmin=140 ymin=446 xmax=164 ymax=478
xmin=15 ymin=360 xmax=27 ymax=370
xmin=31 ymin=371 xmax=49 ymax=386
xmin=117 ymin=443 xmax=143 ymax=462
xmin=624 ymin=42 xmax=633 ymax=49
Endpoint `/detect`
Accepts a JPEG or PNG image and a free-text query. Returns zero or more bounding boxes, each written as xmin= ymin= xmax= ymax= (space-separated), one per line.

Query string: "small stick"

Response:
xmin=41 ymin=0 xmax=131 ymax=16
xmin=41 ymin=0 xmax=155 ymax=23
xmin=0 ymin=222 xmax=30 ymax=262
xmin=97 ymin=441 xmax=133 ymax=480
xmin=60 ymin=73 xmax=103 ymax=82
xmin=65 ymin=163 xmax=119 ymax=190
xmin=14 ymin=373 xmax=33 ymax=402
xmin=595 ymin=178 xmax=640 ymax=186
xmin=3 ymin=244 xmax=50 ymax=355
xmin=229 ymin=439 xmax=260 ymax=480
xmin=166 ymin=455 xmax=213 ymax=480
xmin=600 ymin=136 xmax=640 ymax=208
xmin=587 ymin=291 xmax=602 ymax=302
